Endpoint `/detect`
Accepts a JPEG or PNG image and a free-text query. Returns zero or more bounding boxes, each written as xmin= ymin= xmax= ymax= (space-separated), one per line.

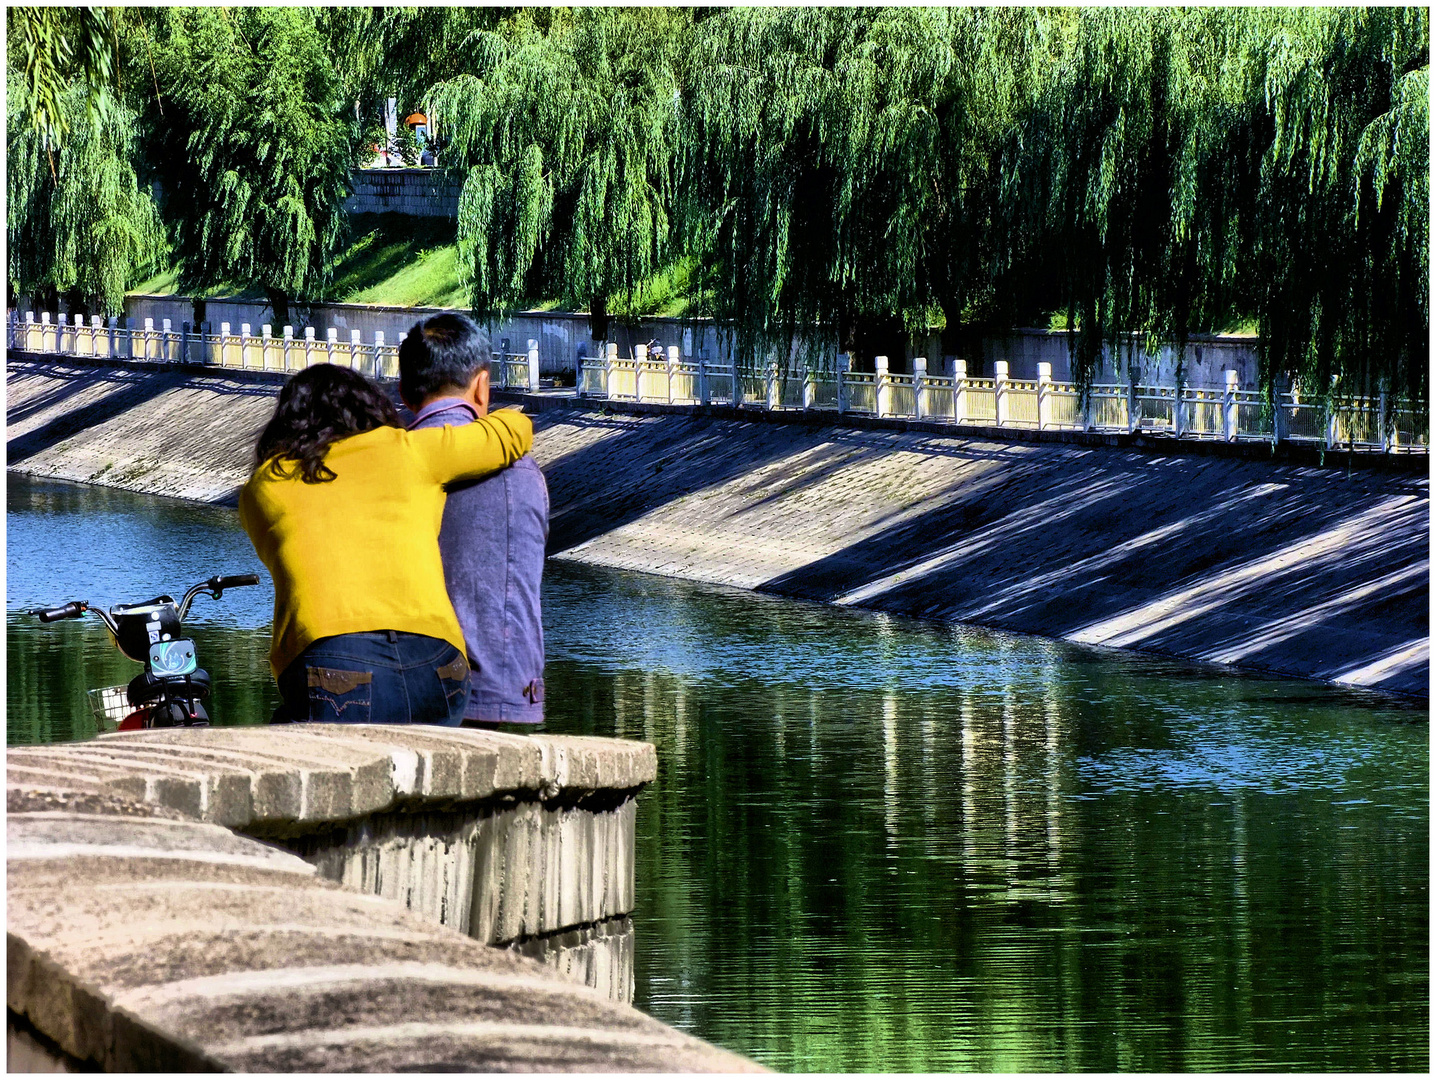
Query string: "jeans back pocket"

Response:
xmin=307 ymin=666 xmax=373 ymax=724
xmin=435 ymin=653 xmax=470 ymax=721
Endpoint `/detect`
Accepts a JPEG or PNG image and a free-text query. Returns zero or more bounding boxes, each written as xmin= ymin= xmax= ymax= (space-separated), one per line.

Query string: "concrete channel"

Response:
xmin=6 ymin=726 xmax=763 ymax=1072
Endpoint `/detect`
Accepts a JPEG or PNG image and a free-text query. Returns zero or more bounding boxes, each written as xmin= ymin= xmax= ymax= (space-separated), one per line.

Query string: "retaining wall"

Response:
xmin=6 ymin=359 xmax=1428 ymax=697
xmin=7 ymin=728 xmax=761 ymax=1072
xmin=344 ymin=167 xmax=463 ymax=218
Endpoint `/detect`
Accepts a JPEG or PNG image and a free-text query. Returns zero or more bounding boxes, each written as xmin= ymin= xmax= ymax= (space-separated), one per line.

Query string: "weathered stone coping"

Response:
xmin=7 ymin=728 xmax=760 ymax=1072
xmin=7 ymin=725 xmax=656 ymax=832
xmin=7 ymin=786 xmax=759 ymax=1072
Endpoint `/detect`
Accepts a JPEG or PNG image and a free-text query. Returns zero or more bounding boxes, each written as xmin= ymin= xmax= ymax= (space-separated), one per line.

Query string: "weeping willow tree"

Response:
xmin=429 ymin=7 xmax=688 ymax=340
xmin=6 ymin=8 xmax=165 ymax=316
xmin=142 ymin=7 xmax=353 ymax=328
xmin=1235 ymin=7 xmax=1428 ymax=408
xmin=682 ymin=6 xmax=1426 ymax=404
xmin=995 ymin=7 xmax=1428 ymax=407
xmin=319 ymin=6 xmax=511 ymax=131
xmin=681 ymin=7 xmax=1062 ymax=369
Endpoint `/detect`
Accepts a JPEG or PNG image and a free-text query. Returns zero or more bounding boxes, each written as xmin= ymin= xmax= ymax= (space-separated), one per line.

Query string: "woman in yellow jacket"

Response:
xmin=239 ymin=363 xmax=532 ymax=725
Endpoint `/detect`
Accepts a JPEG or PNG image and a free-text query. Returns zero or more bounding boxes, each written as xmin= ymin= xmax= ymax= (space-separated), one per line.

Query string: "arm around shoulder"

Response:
xmin=416 ymin=408 xmax=534 ymax=485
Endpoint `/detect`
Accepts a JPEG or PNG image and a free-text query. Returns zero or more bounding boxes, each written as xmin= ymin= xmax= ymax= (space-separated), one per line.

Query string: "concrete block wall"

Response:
xmin=345 ymin=168 xmax=464 ymax=218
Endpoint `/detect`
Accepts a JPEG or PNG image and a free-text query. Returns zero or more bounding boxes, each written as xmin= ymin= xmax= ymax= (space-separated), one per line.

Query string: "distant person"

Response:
xmin=240 ymin=363 xmax=532 ymax=725
xmin=399 ymin=314 xmax=550 ymax=727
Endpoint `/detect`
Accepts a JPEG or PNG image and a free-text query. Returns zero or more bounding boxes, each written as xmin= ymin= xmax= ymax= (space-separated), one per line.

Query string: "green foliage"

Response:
xmin=7 ymin=76 xmax=165 ymax=314
xmin=8 ymin=5 xmax=117 ymax=150
xmin=683 ymin=7 xmax=1045 ymax=366
xmin=6 ymin=6 xmax=1426 ymax=407
xmin=429 ymin=7 xmax=688 ymax=333
xmin=683 ymin=6 xmax=1425 ymax=403
xmin=144 ymin=7 xmax=353 ymax=312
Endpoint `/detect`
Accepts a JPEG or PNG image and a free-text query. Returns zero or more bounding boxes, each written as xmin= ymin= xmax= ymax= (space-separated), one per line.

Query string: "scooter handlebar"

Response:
xmin=34 ymin=601 xmax=87 ymax=623
xmin=210 ymin=574 xmax=260 ymax=591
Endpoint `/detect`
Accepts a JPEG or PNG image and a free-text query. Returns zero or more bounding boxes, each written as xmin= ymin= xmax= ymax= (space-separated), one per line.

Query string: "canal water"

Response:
xmin=7 ymin=475 xmax=1428 ymax=1072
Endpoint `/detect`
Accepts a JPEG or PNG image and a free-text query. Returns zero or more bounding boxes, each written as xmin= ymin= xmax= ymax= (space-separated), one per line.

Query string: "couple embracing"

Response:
xmin=239 ymin=313 xmax=548 ymax=728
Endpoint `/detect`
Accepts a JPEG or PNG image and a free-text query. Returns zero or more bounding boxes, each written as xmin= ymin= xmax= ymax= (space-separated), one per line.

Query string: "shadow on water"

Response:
xmin=6 ymin=475 xmax=1428 ymax=1072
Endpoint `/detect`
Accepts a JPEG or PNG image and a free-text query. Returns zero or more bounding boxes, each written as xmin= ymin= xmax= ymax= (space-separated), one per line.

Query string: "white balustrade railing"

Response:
xmin=7 ymin=308 xmax=542 ymax=392
xmin=12 ymin=309 xmax=1425 ymax=452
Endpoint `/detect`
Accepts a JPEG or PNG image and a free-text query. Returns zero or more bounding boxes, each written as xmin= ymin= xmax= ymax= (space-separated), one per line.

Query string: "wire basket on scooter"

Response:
xmin=87 ymin=685 xmax=132 ymax=731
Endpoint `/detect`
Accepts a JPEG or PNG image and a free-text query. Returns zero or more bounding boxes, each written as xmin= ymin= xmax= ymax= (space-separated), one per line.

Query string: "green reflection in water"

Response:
xmin=6 ymin=476 xmax=1428 ymax=1071
xmin=537 ymin=564 xmax=1428 ymax=1073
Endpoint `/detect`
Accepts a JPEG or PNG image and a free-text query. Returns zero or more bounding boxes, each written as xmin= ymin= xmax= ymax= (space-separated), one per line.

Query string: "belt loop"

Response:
xmin=387 ymin=629 xmax=398 ymax=644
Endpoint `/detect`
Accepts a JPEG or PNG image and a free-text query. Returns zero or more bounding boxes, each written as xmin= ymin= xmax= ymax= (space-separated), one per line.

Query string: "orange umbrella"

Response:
xmin=404 ymin=112 xmax=428 ymax=127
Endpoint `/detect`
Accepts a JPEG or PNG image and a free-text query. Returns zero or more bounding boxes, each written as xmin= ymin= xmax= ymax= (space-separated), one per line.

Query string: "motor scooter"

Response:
xmin=30 ymin=574 xmax=260 ymax=730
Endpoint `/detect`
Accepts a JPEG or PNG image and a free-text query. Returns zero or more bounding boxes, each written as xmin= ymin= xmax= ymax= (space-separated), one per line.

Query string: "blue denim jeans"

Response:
xmin=274 ymin=631 xmax=469 ymax=726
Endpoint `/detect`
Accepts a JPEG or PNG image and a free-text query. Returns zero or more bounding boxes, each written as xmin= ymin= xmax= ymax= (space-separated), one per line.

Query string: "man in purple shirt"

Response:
xmin=398 ymin=314 xmax=549 ymax=726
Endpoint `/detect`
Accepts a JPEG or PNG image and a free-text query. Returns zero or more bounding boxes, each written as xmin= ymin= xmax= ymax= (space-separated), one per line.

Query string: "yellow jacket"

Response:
xmin=239 ymin=410 xmax=533 ymax=677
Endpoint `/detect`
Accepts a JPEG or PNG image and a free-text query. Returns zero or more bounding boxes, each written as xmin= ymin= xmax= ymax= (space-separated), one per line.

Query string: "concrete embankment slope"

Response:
xmin=7 ymin=359 xmax=1428 ymax=697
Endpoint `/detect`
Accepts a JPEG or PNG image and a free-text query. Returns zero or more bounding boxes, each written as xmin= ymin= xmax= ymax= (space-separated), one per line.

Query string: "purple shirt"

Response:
xmin=409 ymin=398 xmax=548 ymax=724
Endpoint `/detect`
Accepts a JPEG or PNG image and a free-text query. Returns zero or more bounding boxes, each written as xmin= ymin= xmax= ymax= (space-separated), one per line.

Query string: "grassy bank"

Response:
xmin=131 ymin=214 xmax=707 ymax=317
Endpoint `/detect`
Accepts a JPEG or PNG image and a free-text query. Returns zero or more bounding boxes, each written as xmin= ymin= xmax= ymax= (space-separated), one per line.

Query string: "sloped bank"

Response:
xmin=6 ymin=358 xmax=1427 ymax=697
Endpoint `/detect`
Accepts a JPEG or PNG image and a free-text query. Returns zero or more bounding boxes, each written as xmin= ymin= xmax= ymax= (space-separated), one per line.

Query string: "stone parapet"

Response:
xmin=8 ymin=727 xmax=659 ymax=1008
xmin=7 ymin=782 xmax=760 ymax=1072
xmin=8 ymin=726 xmax=655 ymax=831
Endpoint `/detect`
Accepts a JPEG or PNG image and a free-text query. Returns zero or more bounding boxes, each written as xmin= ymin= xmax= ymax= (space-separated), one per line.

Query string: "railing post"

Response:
xmin=326 ymin=328 xmax=338 ymax=367
xmin=279 ymin=325 xmax=293 ymax=370
xmin=633 ymin=342 xmax=648 ymax=401
xmin=110 ymin=316 xmax=121 ymax=360
xmin=952 ymin=358 xmax=968 ymax=423
xmin=1037 ymin=362 xmax=1053 ymax=430
xmin=766 ymin=358 xmax=780 ymax=411
xmin=1126 ymin=376 xmax=1138 ymax=434
xmin=1172 ymin=378 xmax=1185 ymax=438
xmin=23 ymin=310 xmax=36 ymax=351
xmin=874 ymin=355 xmax=891 ymax=418
xmin=698 ymin=350 xmax=709 ymax=406
xmin=1082 ymin=381 xmax=1095 ymax=431
xmin=72 ymin=313 xmax=87 ymax=355
xmin=260 ymin=325 xmax=273 ymax=370
xmin=40 ymin=311 xmax=52 ymax=354
xmin=528 ymin=339 xmax=541 ymax=393
xmin=303 ymin=326 xmax=316 ymax=368
xmin=373 ymin=330 xmax=386 ymax=378
xmin=802 ymin=365 xmax=816 ymax=411
xmin=1223 ymin=369 xmax=1239 ymax=442
xmin=92 ymin=315 xmax=106 ymax=359
xmin=349 ymin=329 xmax=362 ymax=370
xmin=666 ymin=345 xmax=679 ymax=404
xmin=143 ymin=317 xmax=157 ymax=360
xmin=912 ymin=357 xmax=928 ymax=420
xmin=1272 ymin=381 xmax=1289 ymax=449
xmin=1378 ymin=379 xmax=1390 ymax=453
xmin=219 ymin=322 xmax=232 ymax=367
xmin=836 ymin=353 xmax=850 ymax=415
xmin=239 ymin=324 xmax=253 ymax=368
xmin=124 ymin=317 xmax=136 ymax=360
xmin=162 ymin=318 xmax=174 ymax=361
xmin=994 ymin=360 xmax=1010 ymax=426
xmin=605 ymin=341 xmax=617 ymax=399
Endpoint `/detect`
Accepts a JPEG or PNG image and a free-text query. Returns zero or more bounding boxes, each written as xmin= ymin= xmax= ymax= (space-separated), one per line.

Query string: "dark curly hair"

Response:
xmin=254 ymin=364 xmax=401 ymax=483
